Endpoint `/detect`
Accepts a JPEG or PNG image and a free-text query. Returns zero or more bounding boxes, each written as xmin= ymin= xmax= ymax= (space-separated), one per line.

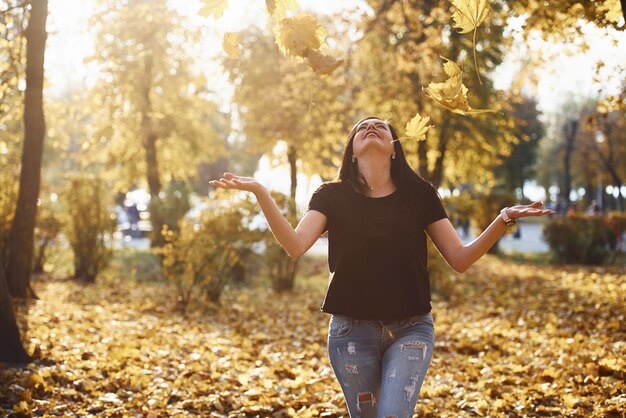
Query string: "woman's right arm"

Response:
xmin=209 ymin=172 xmax=326 ymax=259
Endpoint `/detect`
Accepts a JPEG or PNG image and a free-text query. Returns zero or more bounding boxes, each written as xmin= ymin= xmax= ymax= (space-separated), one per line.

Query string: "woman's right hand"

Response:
xmin=209 ymin=172 xmax=264 ymax=194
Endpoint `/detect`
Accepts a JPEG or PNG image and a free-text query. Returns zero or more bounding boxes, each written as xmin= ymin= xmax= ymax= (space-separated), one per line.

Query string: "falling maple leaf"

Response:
xmin=451 ymin=0 xmax=491 ymax=84
xmin=305 ymin=49 xmax=343 ymax=76
xmin=423 ymin=57 xmax=495 ymax=115
xmin=273 ymin=14 xmax=327 ymax=58
xmin=405 ymin=113 xmax=433 ymax=141
xmin=222 ymin=32 xmax=241 ymax=59
xmin=198 ymin=0 xmax=229 ymax=19
xmin=265 ymin=0 xmax=300 ymax=19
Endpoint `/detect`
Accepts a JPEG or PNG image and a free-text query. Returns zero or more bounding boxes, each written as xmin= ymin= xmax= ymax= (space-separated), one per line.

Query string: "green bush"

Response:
xmin=64 ymin=176 xmax=117 ymax=282
xmin=542 ymin=214 xmax=613 ymax=265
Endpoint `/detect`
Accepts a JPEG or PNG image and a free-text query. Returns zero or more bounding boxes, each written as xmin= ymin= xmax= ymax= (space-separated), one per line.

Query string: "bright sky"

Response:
xmin=44 ymin=0 xmax=626 ymax=204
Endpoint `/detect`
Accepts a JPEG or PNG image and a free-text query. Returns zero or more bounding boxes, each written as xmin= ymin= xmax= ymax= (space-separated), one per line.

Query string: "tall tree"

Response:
xmin=354 ymin=0 xmax=518 ymax=189
xmin=6 ymin=0 xmax=48 ymax=297
xmin=225 ymin=25 xmax=352 ymax=290
xmin=89 ymin=0 xmax=227 ymax=247
xmin=494 ymin=96 xmax=545 ymax=197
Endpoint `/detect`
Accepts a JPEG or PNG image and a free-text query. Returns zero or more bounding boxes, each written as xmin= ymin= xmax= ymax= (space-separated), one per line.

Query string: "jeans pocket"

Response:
xmin=328 ymin=315 xmax=353 ymax=338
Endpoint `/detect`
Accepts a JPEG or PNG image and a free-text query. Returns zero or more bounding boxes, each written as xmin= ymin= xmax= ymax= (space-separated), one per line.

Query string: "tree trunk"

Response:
xmin=560 ymin=120 xmax=577 ymax=210
xmin=431 ymin=124 xmax=449 ymax=189
xmin=6 ymin=0 xmax=48 ymax=298
xmin=274 ymin=144 xmax=299 ymax=292
xmin=140 ymin=54 xmax=164 ymax=248
xmin=0 ymin=264 xmax=31 ymax=364
xmin=417 ymin=140 xmax=430 ymax=181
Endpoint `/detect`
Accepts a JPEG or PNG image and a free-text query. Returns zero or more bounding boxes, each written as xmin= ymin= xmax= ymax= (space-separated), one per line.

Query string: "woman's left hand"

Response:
xmin=507 ymin=201 xmax=555 ymax=219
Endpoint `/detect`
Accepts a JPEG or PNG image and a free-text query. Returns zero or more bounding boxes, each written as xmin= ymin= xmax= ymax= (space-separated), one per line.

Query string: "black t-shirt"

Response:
xmin=306 ymin=180 xmax=448 ymax=321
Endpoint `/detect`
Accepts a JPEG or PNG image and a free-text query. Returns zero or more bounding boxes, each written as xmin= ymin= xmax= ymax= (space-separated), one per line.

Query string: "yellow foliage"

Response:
xmin=423 ymin=57 xmax=495 ymax=115
xmin=451 ymin=0 xmax=491 ymax=33
xmin=404 ymin=112 xmax=433 ymax=141
xmin=222 ymin=32 xmax=241 ymax=59
xmin=265 ymin=0 xmax=299 ymax=19
xmin=273 ymin=14 xmax=327 ymax=58
xmin=305 ymin=48 xmax=343 ymax=76
xmin=597 ymin=0 xmax=623 ymax=24
xmin=198 ymin=0 xmax=229 ymax=19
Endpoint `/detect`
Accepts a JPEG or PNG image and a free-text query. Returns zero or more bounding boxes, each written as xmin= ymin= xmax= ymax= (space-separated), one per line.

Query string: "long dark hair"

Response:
xmin=335 ymin=116 xmax=434 ymax=202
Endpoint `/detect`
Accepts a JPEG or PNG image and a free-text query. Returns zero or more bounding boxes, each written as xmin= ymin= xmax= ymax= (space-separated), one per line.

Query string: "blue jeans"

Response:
xmin=327 ymin=311 xmax=435 ymax=418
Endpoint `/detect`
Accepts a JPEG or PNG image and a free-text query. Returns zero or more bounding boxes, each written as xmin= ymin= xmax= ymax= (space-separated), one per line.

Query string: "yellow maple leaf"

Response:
xmin=198 ymin=0 xmax=229 ymax=19
xmin=305 ymin=49 xmax=343 ymax=76
xmin=451 ymin=0 xmax=491 ymax=33
xmin=266 ymin=0 xmax=300 ymax=19
xmin=405 ymin=113 xmax=433 ymax=141
xmin=451 ymin=0 xmax=491 ymax=85
xmin=273 ymin=14 xmax=327 ymax=58
xmin=423 ymin=57 xmax=495 ymax=115
xmin=222 ymin=32 xmax=240 ymax=59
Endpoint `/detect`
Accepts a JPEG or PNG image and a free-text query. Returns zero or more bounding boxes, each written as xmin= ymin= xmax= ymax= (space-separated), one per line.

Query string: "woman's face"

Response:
xmin=352 ymin=118 xmax=395 ymax=160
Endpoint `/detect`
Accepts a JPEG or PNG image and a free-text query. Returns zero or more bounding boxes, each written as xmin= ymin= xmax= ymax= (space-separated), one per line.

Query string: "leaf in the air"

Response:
xmin=451 ymin=0 xmax=491 ymax=84
xmin=198 ymin=0 xmax=229 ymax=19
xmin=451 ymin=0 xmax=491 ymax=34
xmin=266 ymin=0 xmax=300 ymax=19
xmin=305 ymin=49 xmax=343 ymax=76
xmin=423 ymin=57 xmax=495 ymax=115
xmin=273 ymin=14 xmax=327 ymax=58
xmin=223 ymin=32 xmax=240 ymax=59
xmin=405 ymin=113 xmax=433 ymax=141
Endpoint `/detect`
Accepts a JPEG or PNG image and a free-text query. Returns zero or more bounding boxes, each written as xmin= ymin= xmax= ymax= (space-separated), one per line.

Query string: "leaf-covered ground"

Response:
xmin=1 ymin=255 xmax=624 ymax=417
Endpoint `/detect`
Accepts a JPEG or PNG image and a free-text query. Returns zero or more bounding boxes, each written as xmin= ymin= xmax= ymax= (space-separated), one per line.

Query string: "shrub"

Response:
xmin=64 ymin=176 xmax=116 ymax=282
xmin=472 ymin=189 xmax=517 ymax=253
xmin=33 ymin=202 xmax=62 ymax=274
xmin=606 ymin=211 xmax=626 ymax=254
xmin=159 ymin=192 xmax=262 ymax=313
xmin=149 ymin=179 xmax=192 ymax=246
xmin=542 ymin=214 xmax=613 ymax=265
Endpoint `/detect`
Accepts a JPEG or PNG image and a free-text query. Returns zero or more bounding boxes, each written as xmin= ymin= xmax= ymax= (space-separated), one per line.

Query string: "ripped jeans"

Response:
xmin=327 ymin=311 xmax=435 ymax=418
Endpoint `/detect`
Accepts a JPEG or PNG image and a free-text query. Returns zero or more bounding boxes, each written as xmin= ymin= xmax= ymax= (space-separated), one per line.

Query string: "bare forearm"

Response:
xmin=456 ymin=214 xmax=507 ymax=272
xmin=254 ymin=187 xmax=302 ymax=258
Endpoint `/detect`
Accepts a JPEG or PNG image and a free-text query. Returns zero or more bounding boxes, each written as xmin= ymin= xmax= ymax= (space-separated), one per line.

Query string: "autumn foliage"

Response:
xmin=1 ymin=255 xmax=624 ymax=417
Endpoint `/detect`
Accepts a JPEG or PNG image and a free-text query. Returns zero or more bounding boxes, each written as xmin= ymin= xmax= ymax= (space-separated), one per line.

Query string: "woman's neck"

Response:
xmin=357 ymin=155 xmax=395 ymax=196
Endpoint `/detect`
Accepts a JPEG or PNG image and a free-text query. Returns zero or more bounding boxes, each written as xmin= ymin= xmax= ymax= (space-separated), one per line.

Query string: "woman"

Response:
xmin=209 ymin=116 xmax=554 ymax=417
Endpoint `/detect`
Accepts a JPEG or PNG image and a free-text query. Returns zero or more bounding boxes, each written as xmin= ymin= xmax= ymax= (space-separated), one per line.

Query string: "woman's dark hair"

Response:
xmin=336 ymin=116 xmax=434 ymax=201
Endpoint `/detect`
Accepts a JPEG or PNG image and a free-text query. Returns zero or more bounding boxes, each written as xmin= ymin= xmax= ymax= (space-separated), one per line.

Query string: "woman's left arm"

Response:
xmin=425 ymin=201 xmax=555 ymax=273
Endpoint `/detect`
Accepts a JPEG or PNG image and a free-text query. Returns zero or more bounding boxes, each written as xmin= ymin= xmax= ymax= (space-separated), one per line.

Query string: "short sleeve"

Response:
xmin=307 ymin=183 xmax=333 ymax=233
xmin=422 ymin=183 xmax=448 ymax=226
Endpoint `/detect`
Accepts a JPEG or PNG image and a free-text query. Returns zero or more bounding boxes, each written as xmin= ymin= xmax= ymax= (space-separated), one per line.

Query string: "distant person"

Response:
xmin=127 ymin=203 xmax=140 ymax=238
xmin=586 ymin=200 xmax=602 ymax=216
xmin=209 ymin=116 xmax=555 ymax=417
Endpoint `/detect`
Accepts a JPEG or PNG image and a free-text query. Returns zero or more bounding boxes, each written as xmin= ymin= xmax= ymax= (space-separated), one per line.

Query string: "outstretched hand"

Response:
xmin=209 ymin=172 xmax=264 ymax=194
xmin=507 ymin=201 xmax=555 ymax=219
